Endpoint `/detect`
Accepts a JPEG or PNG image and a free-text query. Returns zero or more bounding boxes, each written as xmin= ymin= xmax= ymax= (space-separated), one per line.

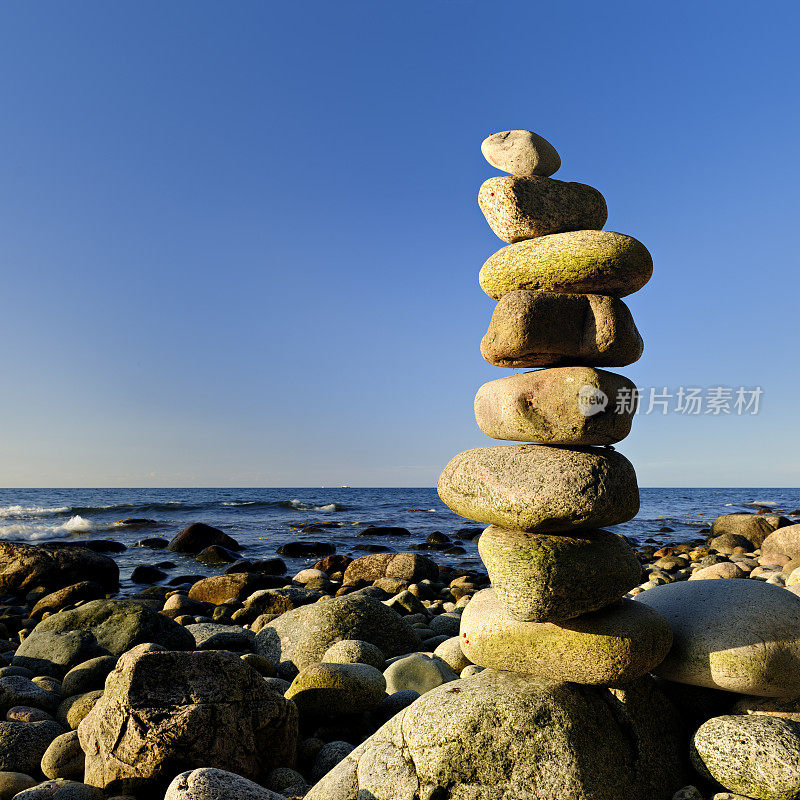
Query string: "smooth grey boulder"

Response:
xmin=305 ymin=669 xmax=686 ymax=800
xmin=691 ymin=715 xmax=800 ymax=800
xmin=634 ymin=579 xmax=800 ymax=696
xmin=13 ymin=600 xmax=194 ymax=678
xmin=254 ymin=595 xmax=420 ymax=679
xmin=480 ymin=129 xmax=561 ymax=177
xmin=438 ymin=444 xmax=639 ymax=532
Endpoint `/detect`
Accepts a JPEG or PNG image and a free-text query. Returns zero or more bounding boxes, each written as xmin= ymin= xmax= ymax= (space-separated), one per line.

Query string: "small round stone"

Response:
xmin=481 ymin=130 xmax=561 ymax=177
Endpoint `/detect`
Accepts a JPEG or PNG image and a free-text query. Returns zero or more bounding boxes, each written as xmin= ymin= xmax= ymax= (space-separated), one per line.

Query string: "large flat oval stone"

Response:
xmin=479 ymin=230 xmax=653 ymax=299
xmin=634 ymin=579 xmax=800 ymax=697
xmin=460 ymin=589 xmax=672 ymax=685
xmin=478 ymin=176 xmax=607 ymax=243
xmin=474 ymin=367 xmax=636 ymax=445
xmin=437 ymin=444 xmax=639 ymax=532
xmin=481 ymin=290 xmax=643 ymax=368
xmin=478 ymin=527 xmax=643 ymax=621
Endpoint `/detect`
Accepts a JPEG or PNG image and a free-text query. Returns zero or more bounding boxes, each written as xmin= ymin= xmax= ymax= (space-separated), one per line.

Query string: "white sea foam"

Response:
xmin=745 ymin=500 xmax=778 ymax=507
xmin=0 ymin=514 xmax=93 ymax=541
xmin=289 ymin=499 xmax=341 ymax=512
xmin=0 ymin=505 xmax=71 ymax=519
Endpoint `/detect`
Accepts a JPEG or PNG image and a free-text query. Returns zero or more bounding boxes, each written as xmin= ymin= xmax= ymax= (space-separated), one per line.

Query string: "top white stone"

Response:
xmin=481 ymin=130 xmax=561 ymax=177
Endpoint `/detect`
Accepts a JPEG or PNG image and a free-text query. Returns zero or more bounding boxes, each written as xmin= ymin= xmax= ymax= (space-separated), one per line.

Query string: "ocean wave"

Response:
xmin=745 ymin=500 xmax=778 ymax=507
xmin=0 ymin=514 xmax=94 ymax=541
xmin=221 ymin=499 xmax=345 ymax=512
xmin=0 ymin=505 xmax=71 ymax=519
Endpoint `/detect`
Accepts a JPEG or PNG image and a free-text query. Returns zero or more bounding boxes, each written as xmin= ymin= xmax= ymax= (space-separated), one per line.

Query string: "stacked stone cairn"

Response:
xmin=438 ymin=129 xmax=674 ymax=686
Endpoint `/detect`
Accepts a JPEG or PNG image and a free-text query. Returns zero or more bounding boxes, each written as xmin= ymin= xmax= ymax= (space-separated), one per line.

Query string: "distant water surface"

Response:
xmin=1 ymin=487 xmax=798 ymax=592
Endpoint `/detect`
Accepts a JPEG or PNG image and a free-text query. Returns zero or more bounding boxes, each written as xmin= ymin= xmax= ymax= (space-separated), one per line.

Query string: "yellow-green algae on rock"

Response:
xmin=479 ymin=229 xmax=653 ymax=300
xmin=459 ymin=589 xmax=672 ymax=685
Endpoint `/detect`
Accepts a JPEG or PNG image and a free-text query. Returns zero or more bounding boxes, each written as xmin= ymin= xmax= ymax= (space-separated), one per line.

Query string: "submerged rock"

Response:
xmin=168 ymin=522 xmax=241 ymax=554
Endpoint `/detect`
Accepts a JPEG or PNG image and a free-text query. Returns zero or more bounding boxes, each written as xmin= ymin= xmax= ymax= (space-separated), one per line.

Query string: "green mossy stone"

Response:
xmin=460 ymin=589 xmax=672 ymax=685
xmin=479 ymin=527 xmax=643 ymax=621
xmin=479 ymin=230 xmax=652 ymax=299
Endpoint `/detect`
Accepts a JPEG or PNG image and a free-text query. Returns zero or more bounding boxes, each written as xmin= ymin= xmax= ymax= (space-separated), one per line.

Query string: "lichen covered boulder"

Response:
xmin=305 ymin=669 xmax=686 ymax=800
xmin=460 ymin=589 xmax=671 ymax=685
xmin=478 ymin=526 xmax=643 ymax=621
xmin=78 ymin=648 xmax=298 ymax=794
xmin=480 ymin=230 xmax=652 ymax=299
xmin=13 ymin=599 xmax=194 ymax=678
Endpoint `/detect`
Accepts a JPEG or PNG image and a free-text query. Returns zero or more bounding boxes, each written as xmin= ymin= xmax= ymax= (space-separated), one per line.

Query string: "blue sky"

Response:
xmin=0 ymin=1 xmax=798 ymax=487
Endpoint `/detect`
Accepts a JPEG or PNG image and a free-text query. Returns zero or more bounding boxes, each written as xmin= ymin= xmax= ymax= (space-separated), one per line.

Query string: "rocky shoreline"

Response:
xmin=0 ymin=506 xmax=797 ymax=799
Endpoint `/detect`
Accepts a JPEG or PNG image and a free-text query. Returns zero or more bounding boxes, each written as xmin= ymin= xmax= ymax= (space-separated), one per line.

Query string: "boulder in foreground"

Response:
xmin=78 ymin=648 xmax=298 ymax=794
xmin=305 ymin=669 xmax=685 ymax=800
xmin=634 ymin=578 xmax=800 ymax=696
xmin=166 ymin=768 xmax=285 ymax=800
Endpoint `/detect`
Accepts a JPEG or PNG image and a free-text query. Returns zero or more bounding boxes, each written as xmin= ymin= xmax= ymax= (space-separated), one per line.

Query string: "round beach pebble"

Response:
xmin=474 ymin=367 xmax=637 ymax=446
xmin=321 ymin=640 xmax=385 ymax=670
xmin=480 ymin=130 xmax=561 ymax=177
xmin=479 ymin=527 xmax=643 ymax=621
xmin=687 ymin=562 xmax=747 ymax=580
xmin=480 ymin=290 xmax=644 ymax=369
xmin=0 ymin=771 xmax=38 ymax=799
xmin=165 ymin=767 xmax=284 ymax=799
xmin=478 ymin=176 xmax=607 ymax=244
xmin=41 ymin=729 xmax=84 ymax=780
xmin=634 ymin=578 xmax=800 ymax=696
xmin=460 ymin=589 xmax=672 ymax=685
xmin=480 ymin=230 xmax=652 ymax=299
xmin=384 ymin=654 xmax=458 ymax=696
xmin=437 ymin=444 xmax=639 ymax=532
xmin=691 ymin=714 xmax=800 ymax=800
xmin=285 ymin=662 xmax=386 ymax=715
xmin=432 ymin=637 xmax=472 ymax=674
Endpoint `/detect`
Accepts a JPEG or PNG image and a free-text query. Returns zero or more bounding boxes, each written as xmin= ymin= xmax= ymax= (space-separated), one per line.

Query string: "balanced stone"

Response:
xmin=474 ymin=366 xmax=637 ymax=445
xmin=459 ymin=589 xmax=672 ymax=685
xmin=481 ymin=290 xmax=644 ymax=368
xmin=480 ymin=130 xmax=561 ymax=177
xmin=437 ymin=444 xmax=639 ymax=532
xmin=479 ymin=176 xmax=607 ymax=243
xmin=479 ymin=230 xmax=653 ymax=299
xmin=478 ymin=527 xmax=643 ymax=621
xmin=634 ymin=578 xmax=800 ymax=696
